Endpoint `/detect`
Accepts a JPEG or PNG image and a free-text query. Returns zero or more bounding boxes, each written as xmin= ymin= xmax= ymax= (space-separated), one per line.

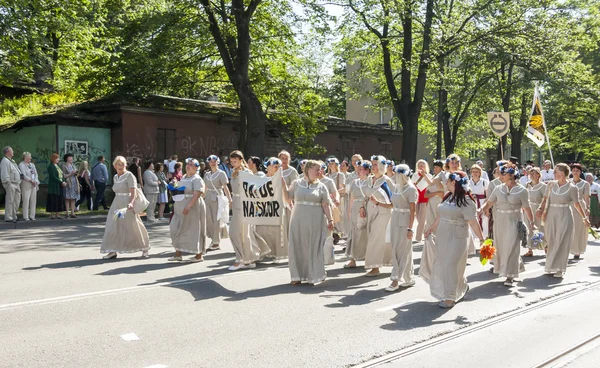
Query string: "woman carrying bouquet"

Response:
xmin=204 ymin=154 xmax=232 ymax=251
xmin=480 ymin=163 xmax=536 ymax=286
xmin=101 ymin=156 xmax=150 ymax=259
xmin=424 ymin=171 xmax=484 ymax=308
xmin=343 ymin=160 xmax=371 ymax=269
xmin=363 ymin=155 xmax=394 ymax=277
xmin=524 ymin=167 xmax=547 ymax=257
xmin=537 ymin=163 xmax=590 ymax=278
xmin=385 ymin=164 xmax=417 ymax=292
xmin=168 ymin=158 xmax=206 ymax=262
xmin=570 ymin=163 xmax=591 ymax=259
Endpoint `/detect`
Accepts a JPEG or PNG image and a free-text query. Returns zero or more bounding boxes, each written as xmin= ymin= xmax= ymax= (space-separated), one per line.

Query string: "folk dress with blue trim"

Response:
xmin=527 ymin=182 xmax=547 ymax=249
xmin=364 ymin=175 xmax=394 ymax=269
xmin=287 ymin=179 xmax=330 ymax=283
xmin=204 ymin=169 xmax=228 ymax=245
xmin=429 ymin=197 xmax=477 ymax=302
xmin=101 ymin=172 xmax=150 ymax=254
xmin=487 ymin=184 xmax=529 ymax=278
xmin=169 ymin=174 xmax=206 ymax=254
xmin=544 ymin=182 xmax=579 ymax=273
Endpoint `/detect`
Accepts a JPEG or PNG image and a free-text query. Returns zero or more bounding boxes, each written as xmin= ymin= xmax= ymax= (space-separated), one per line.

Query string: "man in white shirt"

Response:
xmin=519 ymin=166 xmax=531 ymax=186
xmin=476 ymin=160 xmax=490 ymax=181
xmin=1 ymin=146 xmax=22 ymax=222
xmin=167 ymin=155 xmax=178 ymax=176
xmin=541 ymin=160 xmax=554 ymax=182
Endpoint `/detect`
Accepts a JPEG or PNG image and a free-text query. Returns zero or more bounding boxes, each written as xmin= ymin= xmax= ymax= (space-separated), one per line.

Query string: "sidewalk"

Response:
xmin=0 ymin=213 xmax=161 ymax=230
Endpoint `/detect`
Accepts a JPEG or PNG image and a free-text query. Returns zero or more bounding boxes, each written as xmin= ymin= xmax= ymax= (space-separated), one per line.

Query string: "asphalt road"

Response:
xmin=1 ymin=223 xmax=599 ymax=368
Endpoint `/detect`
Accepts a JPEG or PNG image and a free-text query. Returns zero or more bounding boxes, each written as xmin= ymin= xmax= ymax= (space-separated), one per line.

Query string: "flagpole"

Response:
xmin=536 ymin=85 xmax=555 ymax=166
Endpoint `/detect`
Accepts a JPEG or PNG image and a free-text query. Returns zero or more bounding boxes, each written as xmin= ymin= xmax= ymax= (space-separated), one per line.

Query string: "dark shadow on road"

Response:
xmin=589 ymin=266 xmax=600 ymax=276
xmin=21 ymin=251 xmax=172 ymax=271
xmin=380 ymin=301 xmax=468 ymax=331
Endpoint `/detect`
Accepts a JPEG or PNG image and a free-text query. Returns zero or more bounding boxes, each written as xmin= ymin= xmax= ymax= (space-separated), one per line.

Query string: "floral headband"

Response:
xmin=207 ymin=155 xmax=220 ymax=164
xmin=393 ymin=165 xmax=413 ymax=176
xmin=264 ymin=158 xmax=282 ymax=167
xmin=358 ymin=160 xmax=372 ymax=169
xmin=300 ymin=159 xmax=307 ymax=166
xmin=370 ymin=155 xmax=380 ymax=161
xmin=384 ymin=160 xmax=395 ymax=167
xmin=448 ymin=173 xmax=469 ymax=190
xmin=433 ymin=159 xmax=444 ymax=168
xmin=499 ymin=166 xmax=516 ymax=175
xmin=185 ymin=158 xmax=200 ymax=167
xmin=327 ymin=157 xmax=339 ymax=165
xmin=446 ymin=156 xmax=461 ymax=163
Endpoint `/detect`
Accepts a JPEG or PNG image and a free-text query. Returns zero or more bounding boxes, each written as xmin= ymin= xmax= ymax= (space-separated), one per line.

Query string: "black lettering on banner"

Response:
xmin=241 ymin=200 xmax=281 ymax=218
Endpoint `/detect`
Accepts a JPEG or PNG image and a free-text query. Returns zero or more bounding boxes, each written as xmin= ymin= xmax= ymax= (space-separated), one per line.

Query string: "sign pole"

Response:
xmin=499 ymin=137 xmax=504 ymax=160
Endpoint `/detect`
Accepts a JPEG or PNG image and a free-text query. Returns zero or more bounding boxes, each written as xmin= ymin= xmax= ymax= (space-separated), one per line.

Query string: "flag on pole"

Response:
xmin=526 ymin=87 xmax=547 ymax=147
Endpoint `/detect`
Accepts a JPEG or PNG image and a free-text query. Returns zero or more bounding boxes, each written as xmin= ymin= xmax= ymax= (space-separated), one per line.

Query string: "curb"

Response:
xmin=0 ymin=214 xmax=164 ymax=230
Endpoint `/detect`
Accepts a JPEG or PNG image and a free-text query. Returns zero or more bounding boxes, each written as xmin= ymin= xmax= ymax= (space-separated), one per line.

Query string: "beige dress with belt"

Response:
xmin=327 ymin=172 xmax=346 ymax=235
xmin=101 ymin=172 xmax=150 ymax=254
xmin=345 ymin=178 xmax=369 ymax=261
xmin=421 ymin=172 xmax=444 ymax=282
xmin=527 ymin=182 xmax=547 ymax=248
xmin=288 ymin=179 xmax=330 ymax=283
xmin=390 ymin=184 xmax=417 ymax=284
xmin=571 ymin=180 xmax=590 ymax=255
xmin=204 ymin=169 xmax=228 ymax=245
xmin=169 ymin=174 xmax=206 ymax=254
xmin=544 ymin=182 xmax=579 ymax=273
xmin=488 ymin=184 xmax=529 ymax=278
xmin=429 ymin=197 xmax=477 ymax=301
xmin=364 ymin=175 xmax=394 ymax=269
xmin=281 ymin=167 xmax=299 ymax=255
xmin=230 ymin=169 xmax=264 ymax=263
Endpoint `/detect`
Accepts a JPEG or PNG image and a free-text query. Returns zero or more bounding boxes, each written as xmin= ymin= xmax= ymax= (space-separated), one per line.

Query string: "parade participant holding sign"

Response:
xmin=168 ymin=158 xmax=206 ymax=262
xmin=101 ymin=156 xmax=150 ymax=260
xmin=537 ymin=163 xmax=590 ymax=278
xmin=344 ymin=160 xmax=371 ymax=269
xmin=363 ymin=155 xmax=394 ymax=277
xmin=254 ymin=157 xmax=289 ymax=261
xmin=425 ymin=171 xmax=484 ymax=308
xmin=228 ymin=150 xmax=263 ymax=271
xmin=480 ymin=163 xmax=535 ymax=286
xmin=385 ymin=164 xmax=417 ymax=292
xmin=279 ymin=150 xmax=298 ymax=256
xmin=204 ymin=154 xmax=231 ymax=251
xmin=570 ymin=163 xmax=590 ymax=259
xmin=287 ymin=160 xmax=334 ymax=285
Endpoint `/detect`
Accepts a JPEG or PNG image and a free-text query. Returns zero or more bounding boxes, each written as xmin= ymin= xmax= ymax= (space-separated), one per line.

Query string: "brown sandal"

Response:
xmin=523 ymin=250 xmax=534 ymax=257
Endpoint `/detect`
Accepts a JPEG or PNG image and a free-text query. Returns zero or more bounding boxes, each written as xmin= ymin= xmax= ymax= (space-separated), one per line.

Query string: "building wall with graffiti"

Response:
xmin=57 ymin=125 xmax=111 ymax=183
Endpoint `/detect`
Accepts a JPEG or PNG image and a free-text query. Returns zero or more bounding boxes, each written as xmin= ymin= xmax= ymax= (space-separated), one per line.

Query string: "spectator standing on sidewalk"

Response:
xmin=143 ymin=161 xmax=160 ymax=222
xmin=91 ymin=156 xmax=109 ymax=210
xmin=1 ymin=146 xmax=22 ymax=223
xmin=75 ymin=161 xmax=92 ymax=211
xmin=155 ymin=163 xmax=168 ymax=220
xmin=128 ymin=157 xmax=143 ymax=188
xmin=19 ymin=152 xmax=39 ymax=221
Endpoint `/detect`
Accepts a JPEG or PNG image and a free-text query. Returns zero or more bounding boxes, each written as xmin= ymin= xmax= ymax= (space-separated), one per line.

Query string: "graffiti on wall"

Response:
xmin=197 ymin=135 xmax=237 ymax=158
xmin=0 ymin=142 xmax=52 ymax=184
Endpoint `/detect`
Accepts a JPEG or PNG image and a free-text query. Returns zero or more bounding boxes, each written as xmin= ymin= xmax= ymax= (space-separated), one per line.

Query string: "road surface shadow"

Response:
xmin=380 ymin=301 xmax=468 ymax=331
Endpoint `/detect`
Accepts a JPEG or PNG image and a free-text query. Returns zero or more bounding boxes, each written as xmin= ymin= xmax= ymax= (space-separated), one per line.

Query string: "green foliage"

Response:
xmin=0 ymin=91 xmax=81 ymax=128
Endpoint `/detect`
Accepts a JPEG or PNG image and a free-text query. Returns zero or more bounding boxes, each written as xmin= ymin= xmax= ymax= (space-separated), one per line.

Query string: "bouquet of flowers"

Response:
xmin=113 ymin=208 xmax=127 ymax=220
xmin=479 ymin=238 xmax=496 ymax=266
xmin=531 ymin=230 xmax=546 ymax=250
xmin=589 ymin=227 xmax=599 ymax=240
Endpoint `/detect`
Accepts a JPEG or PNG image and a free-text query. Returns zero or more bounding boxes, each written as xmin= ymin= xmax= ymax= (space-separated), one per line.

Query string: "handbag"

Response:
xmin=133 ymin=188 xmax=150 ymax=214
xmin=332 ymin=206 xmax=342 ymax=223
xmin=324 ymin=233 xmax=335 ymax=265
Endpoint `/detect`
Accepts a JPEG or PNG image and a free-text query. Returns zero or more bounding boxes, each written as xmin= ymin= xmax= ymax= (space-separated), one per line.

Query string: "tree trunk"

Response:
xmin=237 ymin=83 xmax=266 ymax=157
xmin=238 ymin=102 xmax=247 ymax=152
xmin=509 ymin=92 xmax=531 ymax=164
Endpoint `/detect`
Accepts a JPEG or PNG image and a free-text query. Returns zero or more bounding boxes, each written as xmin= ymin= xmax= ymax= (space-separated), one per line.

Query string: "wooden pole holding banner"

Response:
xmin=535 ymin=84 xmax=555 ymax=166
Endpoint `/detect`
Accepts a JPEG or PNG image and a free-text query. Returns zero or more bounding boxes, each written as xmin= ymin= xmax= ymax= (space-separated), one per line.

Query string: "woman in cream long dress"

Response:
xmin=420 ymin=160 xmax=445 ymax=283
xmin=385 ymin=164 xmax=417 ymax=291
xmin=169 ymin=159 xmax=206 ymax=262
xmin=287 ymin=160 xmax=334 ymax=285
xmin=327 ymin=157 xmax=346 ymax=239
xmin=425 ymin=171 xmax=485 ymax=308
xmin=364 ymin=155 xmax=394 ymax=276
xmin=481 ymin=164 xmax=536 ymax=286
xmin=101 ymin=156 xmax=150 ymax=259
xmin=278 ymin=150 xmax=299 ymax=256
xmin=19 ymin=152 xmax=39 ymax=221
xmin=204 ymin=155 xmax=231 ymax=250
xmin=228 ymin=150 xmax=264 ymax=271
xmin=537 ymin=164 xmax=590 ymax=278
xmin=254 ymin=158 xmax=289 ymax=261
xmin=343 ymin=161 xmax=371 ymax=269
xmin=570 ymin=164 xmax=590 ymax=258
xmin=468 ymin=164 xmax=489 ymax=238
xmin=524 ymin=168 xmax=546 ymax=256
xmin=411 ymin=160 xmax=432 ymax=241
xmin=340 ymin=160 xmax=351 ymax=238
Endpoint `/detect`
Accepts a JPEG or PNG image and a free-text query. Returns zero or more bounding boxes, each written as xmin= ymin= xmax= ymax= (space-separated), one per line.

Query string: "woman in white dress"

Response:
xmin=421 ymin=160 xmax=445 ymax=283
xmin=385 ymin=164 xmax=417 ymax=291
xmin=142 ymin=161 xmax=160 ymax=222
xmin=101 ymin=156 xmax=150 ymax=259
xmin=287 ymin=160 xmax=334 ymax=285
xmin=486 ymin=160 xmax=508 ymax=240
xmin=247 ymin=156 xmax=265 ymax=177
xmin=425 ymin=171 xmax=485 ymax=308
xmin=228 ymin=150 xmax=264 ymax=271
xmin=480 ymin=163 xmax=536 ymax=286
xmin=524 ymin=167 xmax=547 ymax=257
xmin=536 ymin=163 xmax=590 ymax=278
xmin=254 ymin=157 xmax=289 ymax=261
xmin=364 ymin=155 xmax=394 ymax=276
xmin=570 ymin=163 xmax=591 ymax=259
xmin=19 ymin=152 xmax=39 ymax=221
xmin=169 ymin=158 xmax=206 ymax=262
xmin=327 ymin=157 xmax=346 ymax=242
xmin=204 ymin=154 xmax=232 ymax=251
xmin=279 ymin=150 xmax=299 ymax=255
xmin=411 ymin=159 xmax=432 ymax=241
xmin=344 ymin=160 xmax=371 ymax=269
xmin=468 ymin=164 xmax=489 ymax=238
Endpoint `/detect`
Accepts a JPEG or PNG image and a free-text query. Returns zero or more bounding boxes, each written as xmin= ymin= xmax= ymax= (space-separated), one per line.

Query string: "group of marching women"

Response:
xmin=97 ymin=151 xmax=593 ymax=309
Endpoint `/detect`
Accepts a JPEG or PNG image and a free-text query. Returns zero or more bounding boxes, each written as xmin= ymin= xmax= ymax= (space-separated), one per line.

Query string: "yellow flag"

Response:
xmin=527 ymin=88 xmax=546 ymax=147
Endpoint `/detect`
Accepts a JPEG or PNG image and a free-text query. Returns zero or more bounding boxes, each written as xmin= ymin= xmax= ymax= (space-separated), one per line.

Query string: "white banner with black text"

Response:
xmin=237 ymin=169 xmax=283 ymax=226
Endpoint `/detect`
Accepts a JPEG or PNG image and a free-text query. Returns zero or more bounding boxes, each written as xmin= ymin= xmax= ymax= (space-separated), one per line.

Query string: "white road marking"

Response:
xmin=120 ymin=332 xmax=140 ymax=341
xmin=376 ymin=299 xmax=426 ymax=312
xmin=144 ymin=365 xmax=168 ymax=368
xmin=0 ymin=265 xmax=289 ymax=312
